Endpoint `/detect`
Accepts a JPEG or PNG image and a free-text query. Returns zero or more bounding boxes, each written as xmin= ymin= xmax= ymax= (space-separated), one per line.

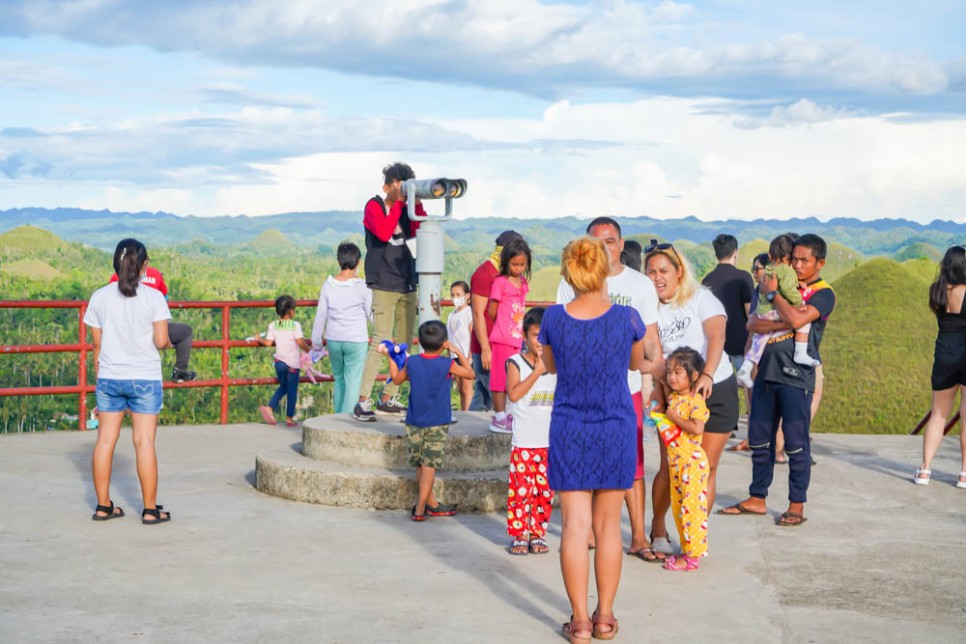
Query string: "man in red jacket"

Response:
xmin=353 ymin=162 xmax=426 ymax=421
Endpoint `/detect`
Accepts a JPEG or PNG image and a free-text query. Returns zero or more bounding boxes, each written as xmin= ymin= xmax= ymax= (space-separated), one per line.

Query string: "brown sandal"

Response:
xmin=591 ymin=611 xmax=618 ymax=640
xmin=561 ymin=616 xmax=592 ymax=643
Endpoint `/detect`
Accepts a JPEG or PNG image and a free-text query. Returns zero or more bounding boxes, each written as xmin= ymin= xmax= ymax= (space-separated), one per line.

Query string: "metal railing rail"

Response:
xmin=1 ymin=297 xmax=556 ymax=431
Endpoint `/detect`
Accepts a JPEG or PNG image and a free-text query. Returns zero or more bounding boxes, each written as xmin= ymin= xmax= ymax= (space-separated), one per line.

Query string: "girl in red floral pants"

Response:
xmin=505 ymin=308 xmax=556 ymax=555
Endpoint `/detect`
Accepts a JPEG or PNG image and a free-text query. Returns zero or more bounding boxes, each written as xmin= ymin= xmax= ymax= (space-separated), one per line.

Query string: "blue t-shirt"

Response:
xmin=405 ymin=354 xmax=453 ymax=428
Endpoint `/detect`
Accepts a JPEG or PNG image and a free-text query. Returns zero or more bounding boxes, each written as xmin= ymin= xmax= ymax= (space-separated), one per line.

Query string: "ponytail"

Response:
xmin=113 ymin=238 xmax=148 ymax=298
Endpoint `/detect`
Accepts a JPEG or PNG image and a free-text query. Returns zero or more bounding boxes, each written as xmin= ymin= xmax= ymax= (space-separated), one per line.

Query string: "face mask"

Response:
xmin=452 ymin=296 xmax=466 ymax=308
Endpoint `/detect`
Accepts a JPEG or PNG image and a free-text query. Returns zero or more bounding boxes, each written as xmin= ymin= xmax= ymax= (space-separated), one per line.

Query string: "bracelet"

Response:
xmin=700 ymin=372 xmax=714 ymax=382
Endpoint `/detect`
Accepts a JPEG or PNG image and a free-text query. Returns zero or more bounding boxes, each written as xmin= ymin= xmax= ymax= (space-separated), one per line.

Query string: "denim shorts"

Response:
xmin=95 ymin=379 xmax=164 ymax=414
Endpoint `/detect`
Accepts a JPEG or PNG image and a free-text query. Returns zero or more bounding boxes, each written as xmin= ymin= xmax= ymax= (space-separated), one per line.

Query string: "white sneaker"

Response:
xmin=353 ymin=399 xmax=377 ymax=422
xmin=957 ymin=471 xmax=966 ymax=489
xmin=489 ymin=415 xmax=513 ymax=434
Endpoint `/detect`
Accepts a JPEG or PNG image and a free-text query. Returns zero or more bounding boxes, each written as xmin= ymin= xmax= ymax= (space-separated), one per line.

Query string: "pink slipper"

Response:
xmin=259 ymin=405 xmax=277 ymax=425
xmin=663 ymin=555 xmax=701 ymax=571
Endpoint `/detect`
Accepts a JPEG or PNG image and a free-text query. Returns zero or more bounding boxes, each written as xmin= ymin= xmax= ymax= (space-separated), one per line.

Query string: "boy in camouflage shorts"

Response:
xmin=380 ymin=320 xmax=475 ymax=521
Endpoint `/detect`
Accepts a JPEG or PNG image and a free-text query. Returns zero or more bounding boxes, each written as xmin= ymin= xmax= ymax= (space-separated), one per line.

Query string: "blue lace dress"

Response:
xmin=538 ymin=303 xmax=645 ymax=491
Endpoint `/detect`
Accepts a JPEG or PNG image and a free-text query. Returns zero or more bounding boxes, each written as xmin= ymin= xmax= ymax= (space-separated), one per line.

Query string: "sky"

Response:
xmin=1 ymin=0 xmax=964 ymax=223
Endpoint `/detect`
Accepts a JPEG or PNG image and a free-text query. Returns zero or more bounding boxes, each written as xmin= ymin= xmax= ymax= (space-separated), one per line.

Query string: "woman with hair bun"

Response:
xmin=84 ymin=238 xmax=173 ymax=524
xmin=915 ymin=244 xmax=966 ymax=487
xmin=539 ymin=236 xmax=646 ymax=642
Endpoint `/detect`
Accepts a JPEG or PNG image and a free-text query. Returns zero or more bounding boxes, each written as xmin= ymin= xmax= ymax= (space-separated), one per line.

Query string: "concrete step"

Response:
xmin=301 ymin=411 xmax=511 ymax=472
xmin=255 ymin=444 xmax=509 ymax=512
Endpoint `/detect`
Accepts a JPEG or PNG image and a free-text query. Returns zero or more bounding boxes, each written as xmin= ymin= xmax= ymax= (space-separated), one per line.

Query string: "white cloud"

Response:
xmin=2 ymin=0 xmax=957 ymax=102
xmin=36 ymin=97 xmax=961 ymax=223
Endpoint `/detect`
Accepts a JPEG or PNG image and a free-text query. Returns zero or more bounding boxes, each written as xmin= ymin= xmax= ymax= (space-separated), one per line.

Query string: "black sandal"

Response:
xmin=141 ymin=506 xmax=171 ymax=525
xmin=91 ymin=501 xmax=124 ymax=521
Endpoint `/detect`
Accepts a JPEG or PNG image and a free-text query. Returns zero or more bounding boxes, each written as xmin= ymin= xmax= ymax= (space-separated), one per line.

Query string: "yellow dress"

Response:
xmin=665 ymin=391 xmax=711 ymax=559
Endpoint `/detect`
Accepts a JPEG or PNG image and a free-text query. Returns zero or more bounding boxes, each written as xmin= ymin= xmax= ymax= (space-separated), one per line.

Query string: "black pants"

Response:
xmin=168 ymin=322 xmax=193 ymax=370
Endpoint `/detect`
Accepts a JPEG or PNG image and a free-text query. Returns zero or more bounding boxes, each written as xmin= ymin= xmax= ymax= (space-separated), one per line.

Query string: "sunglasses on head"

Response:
xmin=644 ymin=239 xmax=674 ymax=254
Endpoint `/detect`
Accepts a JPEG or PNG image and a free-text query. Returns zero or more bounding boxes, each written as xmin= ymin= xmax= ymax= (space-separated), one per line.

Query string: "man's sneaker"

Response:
xmin=425 ymin=502 xmax=458 ymax=517
xmin=353 ymin=399 xmax=377 ymax=422
xmin=171 ymin=368 xmax=197 ymax=383
xmin=489 ymin=414 xmax=513 ymax=434
xmin=375 ymin=394 xmax=406 ymax=415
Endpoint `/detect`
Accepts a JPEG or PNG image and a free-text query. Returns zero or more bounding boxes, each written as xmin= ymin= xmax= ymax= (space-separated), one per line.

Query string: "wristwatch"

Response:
xmin=766 ymin=290 xmax=777 ymax=303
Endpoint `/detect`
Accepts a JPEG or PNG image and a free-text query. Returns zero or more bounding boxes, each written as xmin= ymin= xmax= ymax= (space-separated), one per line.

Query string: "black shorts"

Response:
xmin=932 ymin=331 xmax=966 ymax=391
xmin=706 ymin=374 xmax=740 ymax=434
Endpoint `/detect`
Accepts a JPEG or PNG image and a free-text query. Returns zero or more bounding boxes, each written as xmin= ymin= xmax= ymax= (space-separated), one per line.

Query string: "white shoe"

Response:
xmin=913 ymin=468 xmax=931 ymax=486
xmin=957 ymin=471 xmax=966 ymax=489
xmin=489 ymin=415 xmax=512 ymax=434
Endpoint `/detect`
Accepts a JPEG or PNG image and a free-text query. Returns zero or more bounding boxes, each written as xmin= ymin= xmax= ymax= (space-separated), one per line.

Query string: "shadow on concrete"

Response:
xmin=384 ymin=496 xmax=568 ymax=637
xmin=68 ymin=439 xmax=145 ymax=512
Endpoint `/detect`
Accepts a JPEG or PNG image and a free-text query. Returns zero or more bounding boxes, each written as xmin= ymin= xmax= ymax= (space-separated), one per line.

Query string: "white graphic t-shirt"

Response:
xmin=655 ymin=288 xmax=732 ymax=384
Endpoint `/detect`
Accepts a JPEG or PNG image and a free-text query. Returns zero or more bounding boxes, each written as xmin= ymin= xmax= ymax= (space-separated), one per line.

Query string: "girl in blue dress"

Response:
xmin=539 ymin=236 xmax=646 ymax=643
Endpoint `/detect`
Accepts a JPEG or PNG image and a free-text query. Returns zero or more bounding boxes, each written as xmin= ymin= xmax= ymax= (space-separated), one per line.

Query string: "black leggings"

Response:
xmin=168 ymin=322 xmax=193 ymax=370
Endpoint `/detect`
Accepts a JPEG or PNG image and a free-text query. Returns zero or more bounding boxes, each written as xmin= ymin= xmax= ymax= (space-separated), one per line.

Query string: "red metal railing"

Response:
xmin=0 ymin=298 xmax=335 ymax=430
xmin=0 ymin=297 xmax=563 ymax=432
xmin=910 ymin=411 xmax=961 ymax=436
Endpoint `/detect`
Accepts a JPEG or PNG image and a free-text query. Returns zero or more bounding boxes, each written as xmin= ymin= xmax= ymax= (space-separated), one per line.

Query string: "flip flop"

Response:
xmin=776 ymin=511 xmax=807 ymax=527
xmin=717 ymin=502 xmax=766 ymax=516
xmin=628 ymin=547 xmax=665 ymax=563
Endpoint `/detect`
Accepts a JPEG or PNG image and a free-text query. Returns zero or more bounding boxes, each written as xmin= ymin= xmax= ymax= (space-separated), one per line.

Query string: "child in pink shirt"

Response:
xmin=487 ymin=237 xmax=531 ymax=433
xmin=257 ymin=295 xmax=311 ymax=427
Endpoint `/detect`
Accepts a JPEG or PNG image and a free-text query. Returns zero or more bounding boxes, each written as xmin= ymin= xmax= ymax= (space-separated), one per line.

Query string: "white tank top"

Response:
xmin=507 ymin=353 xmax=556 ymax=448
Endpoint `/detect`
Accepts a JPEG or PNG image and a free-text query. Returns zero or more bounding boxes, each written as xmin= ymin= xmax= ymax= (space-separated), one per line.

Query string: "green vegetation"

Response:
xmin=816 ymin=259 xmax=936 ymax=434
xmin=0 ymin=222 xmax=954 ymax=435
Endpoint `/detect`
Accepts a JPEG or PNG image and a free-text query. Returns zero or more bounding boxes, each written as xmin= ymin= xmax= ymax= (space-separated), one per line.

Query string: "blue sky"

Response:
xmin=1 ymin=0 xmax=964 ymax=222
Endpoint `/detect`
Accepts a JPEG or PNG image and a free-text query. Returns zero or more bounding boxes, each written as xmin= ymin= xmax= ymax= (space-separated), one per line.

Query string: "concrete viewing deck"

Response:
xmin=1 ymin=420 xmax=963 ymax=643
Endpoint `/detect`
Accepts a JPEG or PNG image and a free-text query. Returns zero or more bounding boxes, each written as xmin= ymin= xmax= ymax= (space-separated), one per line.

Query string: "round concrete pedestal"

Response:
xmin=255 ymin=411 xmax=511 ymax=512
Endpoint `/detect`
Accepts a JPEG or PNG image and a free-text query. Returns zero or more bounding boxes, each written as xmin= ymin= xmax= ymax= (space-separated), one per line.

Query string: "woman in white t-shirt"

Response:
xmin=84 ymin=239 xmax=172 ymax=525
xmin=643 ymin=239 xmax=739 ymax=555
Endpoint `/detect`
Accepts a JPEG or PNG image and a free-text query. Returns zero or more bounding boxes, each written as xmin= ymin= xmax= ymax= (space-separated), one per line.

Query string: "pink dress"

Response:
xmin=488 ymin=275 xmax=529 ymax=392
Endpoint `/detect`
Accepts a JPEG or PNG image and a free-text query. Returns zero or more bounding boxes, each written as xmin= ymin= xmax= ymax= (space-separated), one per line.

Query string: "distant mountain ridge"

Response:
xmin=2 ymin=207 xmax=963 ymax=255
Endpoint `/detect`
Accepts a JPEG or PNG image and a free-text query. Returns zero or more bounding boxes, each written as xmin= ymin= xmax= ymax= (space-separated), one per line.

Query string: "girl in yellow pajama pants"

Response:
xmin=658 ymin=347 xmax=711 ymax=572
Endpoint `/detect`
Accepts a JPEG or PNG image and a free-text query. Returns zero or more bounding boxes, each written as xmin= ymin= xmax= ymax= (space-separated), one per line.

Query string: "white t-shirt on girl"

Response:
xmin=507 ymin=353 xmax=556 ymax=449
xmin=267 ymin=319 xmax=304 ymax=370
xmin=446 ymin=306 xmax=472 ymax=357
xmin=84 ymin=282 xmax=171 ymax=381
xmin=655 ymin=288 xmax=733 ymax=384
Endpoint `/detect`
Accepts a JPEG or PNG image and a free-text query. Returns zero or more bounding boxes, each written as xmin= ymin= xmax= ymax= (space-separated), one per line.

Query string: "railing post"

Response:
xmin=221 ymin=305 xmax=230 ymax=424
xmin=78 ymin=304 xmax=88 ymax=431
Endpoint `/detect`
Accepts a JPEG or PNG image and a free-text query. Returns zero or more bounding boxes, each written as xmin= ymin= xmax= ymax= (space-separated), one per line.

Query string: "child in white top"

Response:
xmin=257 ymin=295 xmax=311 ymax=427
xmin=504 ymin=307 xmax=556 ymax=555
xmin=446 ymin=280 xmax=474 ymax=410
xmin=312 ymin=242 xmax=373 ymax=415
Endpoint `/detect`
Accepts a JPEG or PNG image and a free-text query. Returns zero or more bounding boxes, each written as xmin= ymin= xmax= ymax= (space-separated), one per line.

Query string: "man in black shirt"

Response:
xmin=719 ymin=234 xmax=835 ymax=527
xmin=702 ymin=234 xmax=754 ymax=376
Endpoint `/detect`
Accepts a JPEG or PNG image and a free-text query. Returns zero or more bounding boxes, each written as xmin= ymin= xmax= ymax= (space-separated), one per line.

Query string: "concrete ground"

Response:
xmin=1 ymin=422 xmax=964 ymax=643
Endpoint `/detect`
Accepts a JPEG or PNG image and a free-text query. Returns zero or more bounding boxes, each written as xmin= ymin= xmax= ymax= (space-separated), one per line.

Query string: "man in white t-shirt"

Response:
xmin=556 ymin=216 xmax=664 ymax=560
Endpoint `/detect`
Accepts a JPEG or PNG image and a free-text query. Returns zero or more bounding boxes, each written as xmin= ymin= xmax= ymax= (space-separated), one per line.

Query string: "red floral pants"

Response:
xmin=506 ymin=447 xmax=554 ymax=538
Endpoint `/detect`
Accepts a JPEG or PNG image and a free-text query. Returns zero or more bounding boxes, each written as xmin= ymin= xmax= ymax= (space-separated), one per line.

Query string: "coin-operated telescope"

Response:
xmin=405 ymin=177 xmax=467 ymax=327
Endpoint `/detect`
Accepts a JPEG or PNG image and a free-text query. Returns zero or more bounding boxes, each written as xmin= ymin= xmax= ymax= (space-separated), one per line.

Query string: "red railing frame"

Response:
xmin=1 ymin=297 xmax=556 ymax=432
xmin=910 ymin=411 xmax=961 ymax=436
xmin=1 ymin=299 xmax=328 ymax=430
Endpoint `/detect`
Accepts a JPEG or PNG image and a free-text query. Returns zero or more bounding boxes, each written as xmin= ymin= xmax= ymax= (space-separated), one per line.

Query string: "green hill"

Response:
xmin=894 ymin=242 xmax=943 ymax=263
xmin=817 ymin=258 xmax=934 ymax=434
xmin=0 ymin=225 xmax=66 ymax=254
xmin=529 ymin=266 xmax=561 ymax=302
xmin=1 ymin=259 xmax=63 ymax=281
